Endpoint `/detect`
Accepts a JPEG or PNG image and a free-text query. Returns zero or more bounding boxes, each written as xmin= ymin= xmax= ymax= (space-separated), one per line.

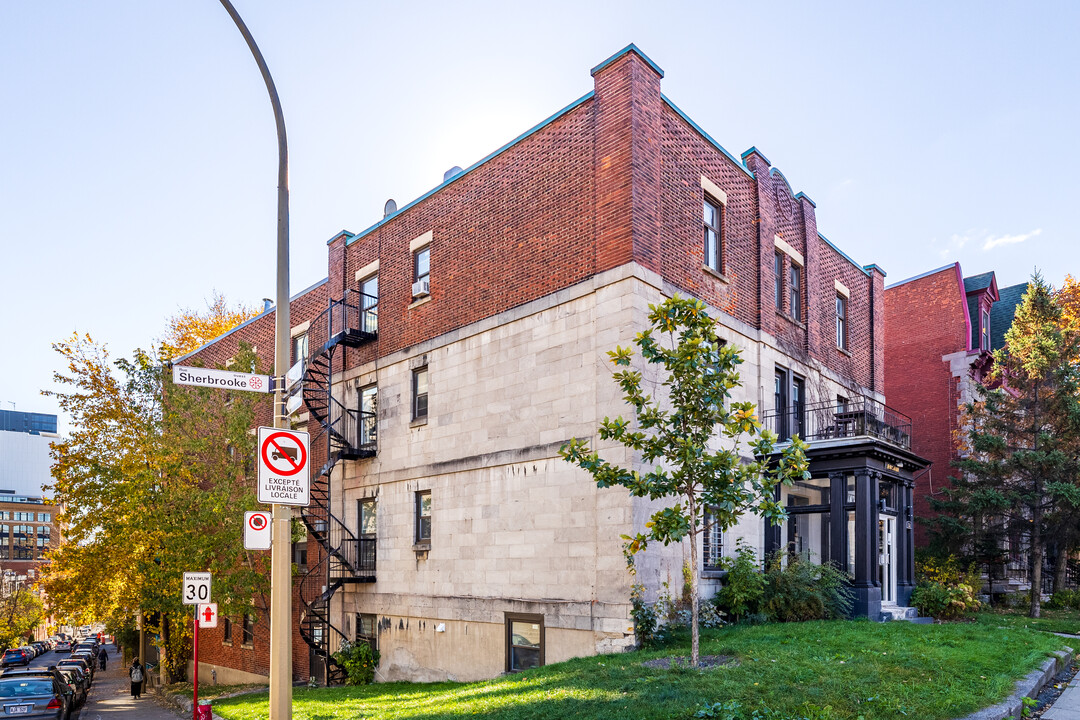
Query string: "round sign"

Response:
xmin=248 ymin=513 xmax=268 ymax=531
xmin=260 ymin=432 xmax=307 ymax=477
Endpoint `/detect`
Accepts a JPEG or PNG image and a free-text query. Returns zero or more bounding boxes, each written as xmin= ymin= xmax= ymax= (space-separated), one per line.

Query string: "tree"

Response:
xmin=956 ymin=274 xmax=1080 ymax=618
xmin=560 ymin=296 xmax=809 ymax=666
xmin=42 ymin=320 xmax=269 ymax=678
xmin=160 ymin=292 xmax=260 ymax=360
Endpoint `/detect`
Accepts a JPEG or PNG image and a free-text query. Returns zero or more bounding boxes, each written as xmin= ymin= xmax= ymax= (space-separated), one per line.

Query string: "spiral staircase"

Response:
xmin=296 ymin=288 xmax=378 ymax=685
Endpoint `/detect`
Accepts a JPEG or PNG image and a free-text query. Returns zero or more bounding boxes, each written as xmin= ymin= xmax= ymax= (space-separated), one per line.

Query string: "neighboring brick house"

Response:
xmin=171 ymin=278 xmax=328 ymax=684
xmin=883 ymin=265 xmax=1029 ymax=571
xmin=182 ymin=45 xmax=927 ymax=685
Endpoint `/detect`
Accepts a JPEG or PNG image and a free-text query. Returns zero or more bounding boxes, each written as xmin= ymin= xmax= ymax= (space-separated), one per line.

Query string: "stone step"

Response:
xmin=878 ymin=605 xmax=920 ymax=622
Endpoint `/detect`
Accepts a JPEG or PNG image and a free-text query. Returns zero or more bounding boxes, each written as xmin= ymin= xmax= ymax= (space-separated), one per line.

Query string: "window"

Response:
xmin=774 ymin=370 xmax=788 ymax=439
xmin=703 ymin=198 xmax=722 ymax=271
xmin=703 ymin=508 xmax=722 ymax=571
xmin=0 ymin=525 xmax=8 ymax=560
xmin=35 ymin=526 xmax=49 ymax=558
xmin=292 ymin=541 xmax=307 ymax=571
xmin=835 ymin=295 xmax=847 ymax=350
xmin=414 ymin=246 xmax=430 ymax=287
xmin=242 ymin=614 xmax=254 ymax=646
xmin=505 ymin=614 xmax=544 ymax=672
xmin=415 ymin=491 xmax=431 ymax=543
xmin=360 ymin=274 xmax=379 ymax=333
xmin=13 ymin=526 xmax=31 ymax=560
xmin=412 ymin=367 xmax=428 ymax=422
xmin=36 ymin=513 xmax=50 ymax=523
xmin=0 ymin=512 xmax=8 ymax=521
xmin=291 ymin=333 xmax=308 ymax=368
xmin=222 ymin=617 xmax=232 ymax=644
xmin=774 ymin=252 xmax=783 ymax=311
xmin=981 ymin=310 xmax=991 ymax=351
xmin=359 ymin=384 xmax=377 ymax=447
xmin=836 ymin=395 xmax=849 ymax=413
xmin=355 ymin=613 xmax=377 ymax=652
xmin=359 ymin=498 xmax=377 ymax=538
xmin=792 ymin=376 xmax=805 ymax=439
xmin=789 ymin=263 xmax=802 ymax=321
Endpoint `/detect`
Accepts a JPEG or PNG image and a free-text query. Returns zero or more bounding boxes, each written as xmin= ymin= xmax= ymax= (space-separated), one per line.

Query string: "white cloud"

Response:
xmin=932 ymin=232 xmax=970 ymax=260
xmin=983 ymin=228 xmax=1041 ymax=251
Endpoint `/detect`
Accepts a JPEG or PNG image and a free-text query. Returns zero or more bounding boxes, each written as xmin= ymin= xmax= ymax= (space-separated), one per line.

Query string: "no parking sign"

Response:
xmin=244 ymin=511 xmax=272 ymax=550
xmin=257 ymin=426 xmax=310 ymax=506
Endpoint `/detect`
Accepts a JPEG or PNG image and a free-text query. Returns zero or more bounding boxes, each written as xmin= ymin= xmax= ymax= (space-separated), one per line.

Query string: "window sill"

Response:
xmin=775 ymin=311 xmax=806 ymax=329
xmin=702 ymin=265 xmax=730 ymax=284
xmin=221 ymin=641 xmax=232 ymax=647
xmin=410 ymin=417 xmax=428 ymax=428
xmin=413 ymin=542 xmax=431 ymax=554
xmin=409 ymin=295 xmax=432 ymax=309
xmin=240 ymin=643 xmax=254 ymax=650
xmin=837 ymin=346 xmax=852 ymax=357
xmin=701 ymin=569 xmax=728 ymax=580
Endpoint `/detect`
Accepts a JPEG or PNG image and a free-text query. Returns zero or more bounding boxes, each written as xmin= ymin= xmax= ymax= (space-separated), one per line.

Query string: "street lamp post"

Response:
xmin=216 ymin=2 xmax=292 ymax=718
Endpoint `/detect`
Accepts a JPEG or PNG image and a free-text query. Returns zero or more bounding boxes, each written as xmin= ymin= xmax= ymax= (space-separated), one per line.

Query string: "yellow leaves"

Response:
xmin=159 ymin=292 xmax=259 ymax=360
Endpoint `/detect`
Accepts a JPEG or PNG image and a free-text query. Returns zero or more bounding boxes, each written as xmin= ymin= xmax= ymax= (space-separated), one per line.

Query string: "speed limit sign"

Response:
xmin=182 ymin=572 xmax=212 ymax=605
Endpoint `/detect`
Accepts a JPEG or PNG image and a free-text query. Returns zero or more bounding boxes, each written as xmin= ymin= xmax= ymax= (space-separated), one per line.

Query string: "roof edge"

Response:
xmin=818 ymin=233 xmax=872 ymax=278
xmin=661 ymin=95 xmax=754 ymax=178
xmin=885 ymin=263 xmax=957 ymax=290
xmin=170 ymin=277 xmax=329 ymax=365
xmin=590 ymin=43 xmax=664 ymax=78
xmin=345 ymin=90 xmax=596 ymax=247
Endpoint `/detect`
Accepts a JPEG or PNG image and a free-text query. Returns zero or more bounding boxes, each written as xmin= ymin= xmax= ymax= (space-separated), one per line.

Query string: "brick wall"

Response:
xmin=884 ymin=265 xmax=968 ymax=545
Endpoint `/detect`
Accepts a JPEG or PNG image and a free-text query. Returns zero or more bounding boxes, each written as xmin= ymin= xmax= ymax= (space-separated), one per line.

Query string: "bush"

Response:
xmin=331 ymin=640 xmax=379 ymax=685
xmin=716 ymin=542 xmax=766 ymax=622
xmin=911 ymin=555 xmax=982 ymax=620
xmin=630 ymin=583 xmax=659 ymax=648
xmin=761 ymin=551 xmax=853 ymax=622
xmin=1047 ymin=589 xmax=1080 ymax=610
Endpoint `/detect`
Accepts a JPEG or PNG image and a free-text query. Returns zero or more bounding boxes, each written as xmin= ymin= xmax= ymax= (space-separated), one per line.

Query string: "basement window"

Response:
xmin=505 ymin=613 xmax=544 ymax=672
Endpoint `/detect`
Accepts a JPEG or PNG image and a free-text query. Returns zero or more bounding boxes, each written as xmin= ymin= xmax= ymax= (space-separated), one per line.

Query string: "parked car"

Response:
xmin=55 ymin=658 xmax=93 ymax=686
xmin=2 ymin=649 xmax=31 ymax=667
xmin=53 ymin=641 xmax=70 ymax=653
xmin=57 ymin=667 xmax=87 ymax=708
xmin=0 ymin=674 xmax=72 ymax=719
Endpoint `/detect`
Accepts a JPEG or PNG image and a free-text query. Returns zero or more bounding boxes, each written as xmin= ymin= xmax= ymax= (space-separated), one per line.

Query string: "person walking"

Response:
xmin=129 ymin=659 xmax=144 ymax=699
xmin=98 ymin=646 xmax=108 ymax=671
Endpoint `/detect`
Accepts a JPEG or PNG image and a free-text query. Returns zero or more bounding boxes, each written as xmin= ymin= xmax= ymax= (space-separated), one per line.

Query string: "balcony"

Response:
xmin=336 ymin=407 xmax=376 ymax=460
xmin=759 ymin=397 xmax=912 ymax=451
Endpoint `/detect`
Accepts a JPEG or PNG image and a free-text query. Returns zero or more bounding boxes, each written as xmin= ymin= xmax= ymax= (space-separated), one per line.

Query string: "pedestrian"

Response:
xmin=98 ymin=646 xmax=108 ymax=671
xmin=129 ymin=659 xmax=144 ymax=699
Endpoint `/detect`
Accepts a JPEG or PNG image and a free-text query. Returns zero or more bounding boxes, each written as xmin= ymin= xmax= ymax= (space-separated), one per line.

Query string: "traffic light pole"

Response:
xmin=217 ymin=2 xmax=292 ymax=717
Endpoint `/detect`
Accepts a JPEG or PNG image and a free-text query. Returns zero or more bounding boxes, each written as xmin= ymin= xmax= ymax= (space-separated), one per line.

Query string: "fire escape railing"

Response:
xmin=297 ymin=289 xmax=377 ymax=685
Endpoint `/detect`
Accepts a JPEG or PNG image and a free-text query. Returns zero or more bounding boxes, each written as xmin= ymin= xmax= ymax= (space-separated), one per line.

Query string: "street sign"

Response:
xmin=285 ymin=391 xmax=304 ymax=416
xmin=198 ymin=603 xmax=219 ymax=629
xmin=284 ymin=358 xmax=305 ymax=391
xmin=182 ymin=572 xmax=211 ymax=605
xmin=172 ymin=365 xmax=272 ymax=394
xmin=257 ymin=426 xmax=310 ymax=506
xmin=244 ymin=511 xmax=272 ymax=550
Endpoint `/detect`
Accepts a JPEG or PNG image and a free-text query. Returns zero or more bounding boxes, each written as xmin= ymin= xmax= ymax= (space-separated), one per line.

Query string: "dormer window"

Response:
xmin=981 ymin=310 xmax=991 ymax=351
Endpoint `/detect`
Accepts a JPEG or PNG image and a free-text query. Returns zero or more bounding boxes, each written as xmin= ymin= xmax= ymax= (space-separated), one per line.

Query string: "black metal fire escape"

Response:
xmin=297 ymin=288 xmax=378 ymax=685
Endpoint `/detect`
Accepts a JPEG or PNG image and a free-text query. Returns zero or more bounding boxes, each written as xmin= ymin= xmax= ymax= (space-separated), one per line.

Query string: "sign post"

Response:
xmin=182 ymin=574 xmax=211 ymax=720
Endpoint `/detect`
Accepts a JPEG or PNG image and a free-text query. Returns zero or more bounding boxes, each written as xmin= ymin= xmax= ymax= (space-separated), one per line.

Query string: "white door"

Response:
xmin=878 ymin=516 xmax=897 ymax=605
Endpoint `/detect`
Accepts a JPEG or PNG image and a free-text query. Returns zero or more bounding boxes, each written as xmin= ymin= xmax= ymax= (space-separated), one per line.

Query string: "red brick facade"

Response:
xmin=337 ymin=47 xmax=881 ymax=391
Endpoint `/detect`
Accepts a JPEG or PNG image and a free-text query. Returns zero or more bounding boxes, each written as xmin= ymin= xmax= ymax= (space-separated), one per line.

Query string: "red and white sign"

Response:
xmin=172 ymin=365 xmax=272 ymax=394
xmin=197 ymin=603 xmax=218 ymax=629
xmin=244 ymin=511 xmax=272 ymax=550
xmin=257 ymin=426 xmax=310 ymax=506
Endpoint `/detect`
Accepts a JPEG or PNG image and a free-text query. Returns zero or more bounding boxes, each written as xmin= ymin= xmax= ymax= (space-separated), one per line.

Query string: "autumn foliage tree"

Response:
xmin=561 ymin=296 xmax=809 ymax=667
xmin=160 ymin=291 xmax=260 ymax=360
xmin=42 ymin=300 xmax=269 ymax=679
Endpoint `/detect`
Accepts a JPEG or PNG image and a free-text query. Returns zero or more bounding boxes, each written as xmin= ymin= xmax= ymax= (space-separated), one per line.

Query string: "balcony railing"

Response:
xmin=759 ymin=397 xmax=912 ymax=450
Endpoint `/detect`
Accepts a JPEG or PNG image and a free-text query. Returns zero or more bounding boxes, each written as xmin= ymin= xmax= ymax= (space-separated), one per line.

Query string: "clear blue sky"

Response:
xmin=2 ymin=1 xmax=1076 ymax=432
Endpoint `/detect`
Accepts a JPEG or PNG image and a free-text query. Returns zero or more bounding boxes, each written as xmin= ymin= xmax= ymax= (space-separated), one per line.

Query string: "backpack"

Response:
xmin=131 ymin=666 xmax=143 ymax=682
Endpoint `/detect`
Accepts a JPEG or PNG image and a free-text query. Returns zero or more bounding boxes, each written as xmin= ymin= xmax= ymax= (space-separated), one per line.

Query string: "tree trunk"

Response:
xmin=1054 ymin=545 xmax=1069 ymax=595
xmin=688 ymin=496 xmax=700 ymax=669
xmin=1030 ymin=508 xmax=1043 ymax=619
xmin=161 ymin=613 xmax=170 ymax=684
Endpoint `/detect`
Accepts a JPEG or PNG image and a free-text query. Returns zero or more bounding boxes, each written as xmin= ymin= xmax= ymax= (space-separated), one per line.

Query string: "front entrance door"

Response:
xmin=878 ymin=515 xmax=897 ymax=605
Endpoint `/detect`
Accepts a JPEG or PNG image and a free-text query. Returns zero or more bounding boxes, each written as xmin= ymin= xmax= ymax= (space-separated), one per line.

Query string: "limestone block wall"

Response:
xmin=321 ymin=262 xmax=878 ymax=681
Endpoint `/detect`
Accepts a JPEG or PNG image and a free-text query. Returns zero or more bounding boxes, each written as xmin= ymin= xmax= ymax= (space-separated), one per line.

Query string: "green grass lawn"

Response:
xmin=210 ymin=620 xmax=1064 ymax=720
xmin=975 ymin=606 xmax=1080 ymax=636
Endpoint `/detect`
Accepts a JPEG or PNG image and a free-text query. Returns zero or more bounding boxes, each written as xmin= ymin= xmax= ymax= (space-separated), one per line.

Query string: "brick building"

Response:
xmin=181 ymin=45 xmax=927 ymax=685
xmin=883 ymin=265 xmax=1028 ymax=569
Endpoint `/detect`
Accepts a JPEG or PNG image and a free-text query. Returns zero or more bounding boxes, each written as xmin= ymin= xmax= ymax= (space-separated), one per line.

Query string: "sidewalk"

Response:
xmin=1044 ymin=667 xmax=1080 ymax=720
xmin=76 ymin=645 xmax=183 ymax=720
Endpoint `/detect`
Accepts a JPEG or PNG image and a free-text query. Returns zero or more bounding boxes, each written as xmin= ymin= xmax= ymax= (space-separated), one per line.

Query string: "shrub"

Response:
xmin=715 ymin=541 xmax=766 ymax=622
xmin=1047 ymin=589 xmax=1080 ymax=610
xmin=761 ymin=551 xmax=853 ymax=622
xmin=331 ymin=640 xmax=380 ymax=685
xmin=911 ymin=555 xmax=982 ymax=620
xmin=630 ymin=583 xmax=659 ymax=648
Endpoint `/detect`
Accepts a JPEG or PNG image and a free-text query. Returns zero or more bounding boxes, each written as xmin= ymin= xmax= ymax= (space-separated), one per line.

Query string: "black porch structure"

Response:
xmin=761 ymin=398 xmax=930 ymax=620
